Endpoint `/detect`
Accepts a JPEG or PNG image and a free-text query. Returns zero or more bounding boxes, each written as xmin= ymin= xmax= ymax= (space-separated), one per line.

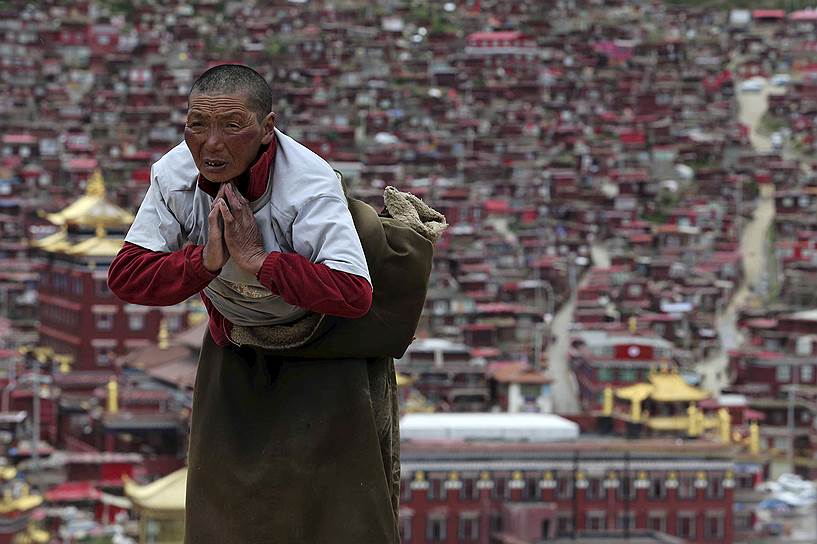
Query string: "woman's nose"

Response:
xmin=204 ymin=127 xmax=224 ymax=150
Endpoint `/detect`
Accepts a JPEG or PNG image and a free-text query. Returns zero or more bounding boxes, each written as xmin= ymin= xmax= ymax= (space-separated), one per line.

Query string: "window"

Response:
xmin=735 ymin=511 xmax=753 ymax=531
xmin=648 ymin=476 xmax=666 ymax=499
xmin=556 ymin=474 xmax=573 ymax=499
xmin=585 ymin=478 xmax=604 ymax=500
xmin=597 ymin=367 xmax=614 ymax=381
xmin=458 ymin=514 xmax=479 ymax=541
xmin=167 ymin=314 xmax=183 ymax=332
xmin=556 ymin=514 xmax=573 ymax=537
xmin=619 ymin=368 xmax=637 ymax=382
xmin=400 ymin=481 xmax=412 ymax=502
xmin=678 ymin=475 xmax=696 ymax=499
xmin=704 ymin=513 xmax=724 ymax=538
xmin=96 ymin=313 xmax=114 ymax=331
xmin=617 ymin=474 xmax=636 ymax=500
xmin=95 ymin=279 xmax=110 ymax=297
xmin=428 ymin=478 xmax=443 ymax=501
xmin=460 ymin=478 xmax=479 ymax=501
xmin=648 ymin=511 xmax=666 ymax=533
xmin=95 ymin=348 xmax=111 ymax=366
xmin=677 ymin=512 xmax=696 ymax=539
xmin=128 ymin=314 xmax=145 ymax=331
xmin=520 ymin=383 xmax=540 ymax=399
xmin=616 ymin=512 xmax=635 ymax=530
xmin=707 ymin=476 xmax=724 ymax=499
xmin=491 ymin=476 xmax=511 ymax=499
xmin=801 ymin=365 xmax=814 ymax=382
xmin=776 ymin=365 xmax=791 ymax=382
xmin=72 ymin=277 xmax=83 ymax=296
xmin=736 ymin=473 xmax=755 ymax=491
xmin=628 ymin=284 xmax=643 ymax=297
xmin=523 ymin=476 xmax=540 ymax=501
xmin=585 ymin=511 xmax=606 ymax=531
xmin=426 ymin=516 xmax=446 ymax=542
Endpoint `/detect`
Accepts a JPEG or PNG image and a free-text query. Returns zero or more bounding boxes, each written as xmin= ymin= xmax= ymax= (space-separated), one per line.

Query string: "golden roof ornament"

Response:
xmin=85 ymin=169 xmax=106 ymax=197
xmin=158 ymin=319 xmax=170 ymax=350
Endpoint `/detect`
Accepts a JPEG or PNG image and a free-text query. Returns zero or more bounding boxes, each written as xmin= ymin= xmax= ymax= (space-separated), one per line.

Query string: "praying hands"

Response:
xmin=214 ymin=183 xmax=268 ymax=275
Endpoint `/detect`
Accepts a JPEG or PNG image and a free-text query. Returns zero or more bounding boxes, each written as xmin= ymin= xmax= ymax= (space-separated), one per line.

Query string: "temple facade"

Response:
xmin=399 ymin=438 xmax=749 ymax=544
xmin=32 ymin=171 xmax=192 ymax=371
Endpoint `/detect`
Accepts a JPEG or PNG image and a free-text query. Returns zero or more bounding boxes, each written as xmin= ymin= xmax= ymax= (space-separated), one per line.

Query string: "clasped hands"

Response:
xmin=202 ymin=183 xmax=267 ymax=274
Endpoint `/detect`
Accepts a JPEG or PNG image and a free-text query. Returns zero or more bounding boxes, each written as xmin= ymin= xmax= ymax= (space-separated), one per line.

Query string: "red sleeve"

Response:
xmin=108 ymin=242 xmax=218 ymax=306
xmin=256 ymin=252 xmax=372 ymax=318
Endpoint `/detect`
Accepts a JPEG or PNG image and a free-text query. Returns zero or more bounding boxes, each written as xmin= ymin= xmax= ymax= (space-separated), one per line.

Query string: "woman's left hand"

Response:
xmin=217 ymin=183 xmax=267 ymax=274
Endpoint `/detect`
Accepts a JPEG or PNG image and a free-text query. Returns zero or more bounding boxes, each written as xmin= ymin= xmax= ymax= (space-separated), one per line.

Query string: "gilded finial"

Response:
xmin=414 ymin=471 xmax=425 ymax=482
xmin=512 ymin=470 xmax=523 ymax=481
xmin=602 ymin=386 xmax=614 ymax=416
xmin=749 ymin=421 xmax=760 ymax=455
xmin=480 ymin=471 xmax=491 ymax=481
xmin=85 ymin=170 xmax=106 ymax=197
xmin=448 ymin=471 xmax=459 ymax=481
xmin=158 ymin=319 xmax=169 ymax=350
xmin=107 ymin=378 xmax=119 ymax=414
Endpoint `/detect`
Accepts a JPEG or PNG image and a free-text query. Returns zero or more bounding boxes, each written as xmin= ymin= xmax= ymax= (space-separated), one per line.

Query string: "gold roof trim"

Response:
xmin=615 ymin=372 xmax=709 ymax=403
xmin=45 ymin=169 xmax=134 ymax=228
xmin=31 ymin=229 xmax=70 ymax=252
xmin=124 ymin=467 xmax=187 ymax=513
xmin=63 ymin=234 xmax=124 ymax=258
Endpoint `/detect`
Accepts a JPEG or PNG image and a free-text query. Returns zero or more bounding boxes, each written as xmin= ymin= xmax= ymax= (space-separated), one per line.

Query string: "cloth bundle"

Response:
xmin=230 ymin=186 xmax=447 ymax=358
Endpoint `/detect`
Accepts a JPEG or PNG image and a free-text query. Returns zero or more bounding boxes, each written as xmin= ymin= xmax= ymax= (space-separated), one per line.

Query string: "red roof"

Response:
xmin=790 ymin=9 xmax=817 ymax=21
xmin=467 ymin=31 xmax=524 ymax=43
xmin=66 ymin=158 xmax=98 ymax=171
xmin=483 ymin=199 xmax=510 ymax=213
xmin=2 ymin=134 xmax=37 ymax=145
xmin=463 ymin=323 xmax=496 ymax=331
xmin=753 ymin=9 xmax=785 ymax=19
xmin=45 ymin=481 xmax=102 ymax=503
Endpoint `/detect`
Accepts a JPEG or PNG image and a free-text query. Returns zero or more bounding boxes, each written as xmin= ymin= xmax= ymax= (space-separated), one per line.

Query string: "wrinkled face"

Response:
xmin=184 ymin=92 xmax=275 ymax=183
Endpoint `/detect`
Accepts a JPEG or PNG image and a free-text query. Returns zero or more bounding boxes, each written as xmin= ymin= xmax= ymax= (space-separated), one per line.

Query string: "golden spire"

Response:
xmin=86 ymin=169 xmax=106 ymax=197
xmin=158 ymin=319 xmax=169 ymax=350
xmin=602 ymin=386 xmax=614 ymax=416
xmin=749 ymin=421 xmax=760 ymax=455
xmin=107 ymin=378 xmax=119 ymax=414
xmin=718 ymin=407 xmax=732 ymax=444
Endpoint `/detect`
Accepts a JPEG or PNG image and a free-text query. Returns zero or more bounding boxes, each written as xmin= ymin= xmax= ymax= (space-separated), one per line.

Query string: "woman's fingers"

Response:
xmin=218 ymin=199 xmax=235 ymax=223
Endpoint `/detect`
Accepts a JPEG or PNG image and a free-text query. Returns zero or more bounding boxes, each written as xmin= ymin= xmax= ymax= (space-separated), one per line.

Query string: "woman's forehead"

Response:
xmin=188 ymin=93 xmax=253 ymax=115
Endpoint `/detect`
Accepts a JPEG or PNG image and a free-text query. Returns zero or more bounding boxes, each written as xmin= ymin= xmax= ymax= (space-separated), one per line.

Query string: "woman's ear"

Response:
xmin=261 ymin=112 xmax=276 ymax=144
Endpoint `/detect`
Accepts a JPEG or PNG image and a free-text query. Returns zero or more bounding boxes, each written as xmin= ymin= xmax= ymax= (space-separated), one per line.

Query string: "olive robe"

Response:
xmin=184 ymin=196 xmax=439 ymax=544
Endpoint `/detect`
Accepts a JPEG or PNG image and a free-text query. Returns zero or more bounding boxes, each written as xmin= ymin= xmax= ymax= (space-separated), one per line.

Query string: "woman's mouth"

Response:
xmin=204 ymin=159 xmax=227 ymax=171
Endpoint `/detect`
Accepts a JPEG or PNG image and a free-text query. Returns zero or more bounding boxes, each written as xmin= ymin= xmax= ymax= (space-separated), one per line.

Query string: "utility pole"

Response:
xmin=787 ymin=364 xmax=799 ymax=472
